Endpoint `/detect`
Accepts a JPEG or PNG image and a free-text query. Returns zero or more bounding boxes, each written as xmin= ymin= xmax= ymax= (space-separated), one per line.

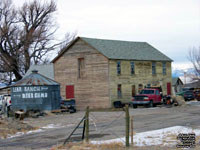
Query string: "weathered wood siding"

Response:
xmin=54 ymin=39 xmax=110 ymax=109
xmin=109 ymin=60 xmax=172 ymax=104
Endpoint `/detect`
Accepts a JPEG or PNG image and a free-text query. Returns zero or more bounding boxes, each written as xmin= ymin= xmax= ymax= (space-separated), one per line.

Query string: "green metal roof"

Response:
xmin=81 ymin=37 xmax=172 ymax=61
xmin=172 ymin=77 xmax=179 ymax=86
xmin=172 ymin=77 xmax=183 ymax=86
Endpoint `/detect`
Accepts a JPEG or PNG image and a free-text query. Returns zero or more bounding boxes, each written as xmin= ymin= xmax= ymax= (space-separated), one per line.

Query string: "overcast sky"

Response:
xmin=15 ymin=0 xmax=200 ymax=70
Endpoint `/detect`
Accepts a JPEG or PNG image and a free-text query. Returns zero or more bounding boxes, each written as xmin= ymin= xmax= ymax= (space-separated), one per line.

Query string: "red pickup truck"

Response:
xmin=132 ymin=88 xmax=162 ymax=108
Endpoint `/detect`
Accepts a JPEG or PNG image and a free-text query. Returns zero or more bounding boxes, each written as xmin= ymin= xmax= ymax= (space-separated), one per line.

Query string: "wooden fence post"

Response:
xmin=125 ymin=104 xmax=130 ymax=147
xmin=131 ymin=116 xmax=133 ymax=145
xmin=85 ymin=106 xmax=89 ymax=143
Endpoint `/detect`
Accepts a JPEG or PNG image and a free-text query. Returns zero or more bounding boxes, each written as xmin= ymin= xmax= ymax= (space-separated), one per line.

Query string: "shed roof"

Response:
xmin=172 ymin=77 xmax=179 ymax=86
xmin=12 ymin=70 xmax=59 ymax=86
xmin=52 ymin=37 xmax=172 ymax=62
xmin=24 ymin=63 xmax=54 ymax=80
xmin=172 ymin=77 xmax=183 ymax=86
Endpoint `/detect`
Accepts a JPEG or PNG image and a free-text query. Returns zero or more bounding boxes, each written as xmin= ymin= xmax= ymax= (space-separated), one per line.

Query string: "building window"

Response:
xmin=117 ymin=61 xmax=121 ymax=75
xmin=130 ymin=61 xmax=135 ymax=75
xmin=152 ymin=62 xmax=156 ymax=75
xmin=162 ymin=62 xmax=166 ymax=75
xmin=147 ymin=84 xmax=151 ymax=88
xmin=138 ymin=84 xmax=143 ymax=93
xmin=78 ymin=58 xmax=85 ymax=78
xmin=117 ymin=84 xmax=122 ymax=98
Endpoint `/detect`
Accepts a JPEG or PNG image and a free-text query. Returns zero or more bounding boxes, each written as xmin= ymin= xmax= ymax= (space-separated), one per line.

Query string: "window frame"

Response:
xmin=152 ymin=62 xmax=156 ymax=75
xmin=117 ymin=61 xmax=121 ymax=75
xmin=162 ymin=62 xmax=166 ymax=75
xmin=130 ymin=61 xmax=135 ymax=75
xmin=78 ymin=58 xmax=85 ymax=78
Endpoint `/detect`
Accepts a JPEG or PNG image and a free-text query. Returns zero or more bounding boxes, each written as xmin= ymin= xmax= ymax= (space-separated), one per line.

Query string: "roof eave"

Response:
xmin=108 ymin=58 xmax=173 ymax=62
xmin=51 ymin=37 xmax=80 ymax=63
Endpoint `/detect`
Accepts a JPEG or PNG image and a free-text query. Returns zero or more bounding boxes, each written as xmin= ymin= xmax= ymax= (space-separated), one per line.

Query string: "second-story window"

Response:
xmin=78 ymin=58 xmax=85 ymax=78
xmin=130 ymin=61 xmax=135 ymax=75
xmin=117 ymin=61 xmax=121 ymax=75
xmin=152 ymin=62 xmax=156 ymax=75
xmin=162 ymin=62 xmax=166 ymax=75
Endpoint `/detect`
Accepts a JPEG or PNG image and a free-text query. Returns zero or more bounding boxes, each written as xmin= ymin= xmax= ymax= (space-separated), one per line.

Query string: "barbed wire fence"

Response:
xmin=63 ymin=105 xmax=132 ymax=147
xmin=89 ymin=110 xmax=126 ymax=144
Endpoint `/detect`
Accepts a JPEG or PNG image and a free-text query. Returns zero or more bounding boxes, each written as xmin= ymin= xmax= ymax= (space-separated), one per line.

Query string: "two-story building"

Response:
xmin=52 ymin=37 xmax=172 ymax=109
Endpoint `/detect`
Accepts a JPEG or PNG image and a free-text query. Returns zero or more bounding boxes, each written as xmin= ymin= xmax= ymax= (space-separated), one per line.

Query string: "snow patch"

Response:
xmin=6 ymin=123 xmax=64 ymax=139
xmin=42 ymin=123 xmax=65 ymax=129
xmin=7 ymin=129 xmax=44 ymax=139
xmin=91 ymin=126 xmax=200 ymax=147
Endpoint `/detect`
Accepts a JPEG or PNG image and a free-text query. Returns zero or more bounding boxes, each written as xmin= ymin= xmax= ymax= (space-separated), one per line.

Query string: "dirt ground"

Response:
xmin=1 ymin=101 xmax=200 ymax=150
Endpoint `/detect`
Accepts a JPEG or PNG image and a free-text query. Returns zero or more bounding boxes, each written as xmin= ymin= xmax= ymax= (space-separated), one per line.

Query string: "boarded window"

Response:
xmin=117 ymin=84 xmax=122 ymax=98
xmin=132 ymin=85 xmax=136 ymax=97
xmin=66 ymin=85 xmax=74 ymax=99
xmin=162 ymin=62 xmax=166 ymax=75
xmin=152 ymin=62 xmax=156 ymax=75
xmin=78 ymin=58 xmax=85 ymax=78
xmin=117 ymin=61 xmax=121 ymax=75
xmin=130 ymin=61 xmax=135 ymax=75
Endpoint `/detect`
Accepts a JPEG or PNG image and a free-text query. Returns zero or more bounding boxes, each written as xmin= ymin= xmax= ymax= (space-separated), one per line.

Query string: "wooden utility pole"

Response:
xmin=131 ymin=116 xmax=134 ymax=145
xmin=85 ymin=106 xmax=89 ymax=143
xmin=125 ymin=104 xmax=130 ymax=147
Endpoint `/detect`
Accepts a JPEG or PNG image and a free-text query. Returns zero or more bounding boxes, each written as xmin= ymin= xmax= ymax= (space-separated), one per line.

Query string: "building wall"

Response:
xmin=54 ymin=40 xmax=110 ymax=109
xmin=0 ymin=87 xmax=10 ymax=95
xmin=109 ymin=60 xmax=172 ymax=104
xmin=174 ymin=79 xmax=184 ymax=94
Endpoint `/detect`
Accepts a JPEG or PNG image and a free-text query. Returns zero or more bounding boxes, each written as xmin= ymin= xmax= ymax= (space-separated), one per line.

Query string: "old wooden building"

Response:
xmin=52 ymin=37 xmax=172 ymax=109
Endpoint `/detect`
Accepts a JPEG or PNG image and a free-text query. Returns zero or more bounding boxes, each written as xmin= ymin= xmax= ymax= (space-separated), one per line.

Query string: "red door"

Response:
xmin=66 ymin=85 xmax=74 ymax=99
xmin=167 ymin=82 xmax=171 ymax=95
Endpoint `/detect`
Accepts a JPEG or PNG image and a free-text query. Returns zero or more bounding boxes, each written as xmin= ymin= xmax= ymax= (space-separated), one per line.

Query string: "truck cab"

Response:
xmin=132 ymin=88 xmax=162 ymax=108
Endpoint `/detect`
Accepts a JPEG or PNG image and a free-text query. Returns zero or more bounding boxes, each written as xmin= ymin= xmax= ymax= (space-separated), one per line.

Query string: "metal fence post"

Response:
xmin=125 ymin=104 xmax=130 ymax=147
xmin=131 ymin=116 xmax=134 ymax=145
xmin=85 ymin=106 xmax=89 ymax=143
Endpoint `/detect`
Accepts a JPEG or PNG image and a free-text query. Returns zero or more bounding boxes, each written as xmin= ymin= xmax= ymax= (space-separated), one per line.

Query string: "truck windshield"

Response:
xmin=140 ymin=90 xmax=154 ymax=94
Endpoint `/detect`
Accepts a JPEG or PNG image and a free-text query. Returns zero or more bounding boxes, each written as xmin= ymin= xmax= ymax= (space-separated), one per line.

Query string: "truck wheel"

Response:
xmin=148 ymin=101 xmax=153 ymax=108
xmin=133 ymin=105 xmax=137 ymax=108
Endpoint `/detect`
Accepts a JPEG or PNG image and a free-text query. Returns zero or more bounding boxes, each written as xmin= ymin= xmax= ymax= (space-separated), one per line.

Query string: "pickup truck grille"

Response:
xmin=134 ymin=96 xmax=144 ymax=101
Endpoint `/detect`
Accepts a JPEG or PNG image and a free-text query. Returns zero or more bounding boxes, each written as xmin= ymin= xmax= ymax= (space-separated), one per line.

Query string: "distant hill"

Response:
xmin=172 ymin=68 xmax=194 ymax=78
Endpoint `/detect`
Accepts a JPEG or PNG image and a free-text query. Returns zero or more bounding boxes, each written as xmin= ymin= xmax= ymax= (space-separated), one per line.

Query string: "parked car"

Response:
xmin=0 ymin=95 xmax=3 ymax=111
xmin=3 ymin=94 xmax=11 ymax=111
xmin=195 ymin=91 xmax=200 ymax=101
xmin=183 ymin=90 xmax=195 ymax=101
xmin=132 ymin=88 xmax=162 ymax=108
xmin=176 ymin=88 xmax=194 ymax=97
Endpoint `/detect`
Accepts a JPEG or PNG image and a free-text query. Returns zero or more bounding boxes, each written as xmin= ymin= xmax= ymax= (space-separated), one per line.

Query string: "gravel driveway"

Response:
xmin=1 ymin=103 xmax=200 ymax=150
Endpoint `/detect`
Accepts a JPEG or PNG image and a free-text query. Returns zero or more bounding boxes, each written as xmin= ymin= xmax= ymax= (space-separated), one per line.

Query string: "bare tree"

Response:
xmin=59 ymin=32 xmax=77 ymax=53
xmin=0 ymin=0 xmax=74 ymax=83
xmin=188 ymin=47 xmax=200 ymax=82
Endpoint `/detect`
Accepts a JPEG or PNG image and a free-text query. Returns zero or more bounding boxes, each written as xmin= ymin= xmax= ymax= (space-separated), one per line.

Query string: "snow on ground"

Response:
xmin=91 ymin=126 xmax=200 ymax=147
xmin=7 ymin=129 xmax=43 ymax=139
xmin=41 ymin=123 xmax=65 ymax=129
xmin=186 ymin=100 xmax=200 ymax=106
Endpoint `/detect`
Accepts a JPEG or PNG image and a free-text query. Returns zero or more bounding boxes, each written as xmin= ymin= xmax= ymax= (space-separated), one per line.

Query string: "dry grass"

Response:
xmin=51 ymin=142 xmax=126 ymax=150
xmin=0 ymin=118 xmax=38 ymax=139
xmin=51 ymin=142 xmax=181 ymax=150
xmin=52 ymin=142 xmax=200 ymax=150
xmin=51 ymin=132 xmax=200 ymax=150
